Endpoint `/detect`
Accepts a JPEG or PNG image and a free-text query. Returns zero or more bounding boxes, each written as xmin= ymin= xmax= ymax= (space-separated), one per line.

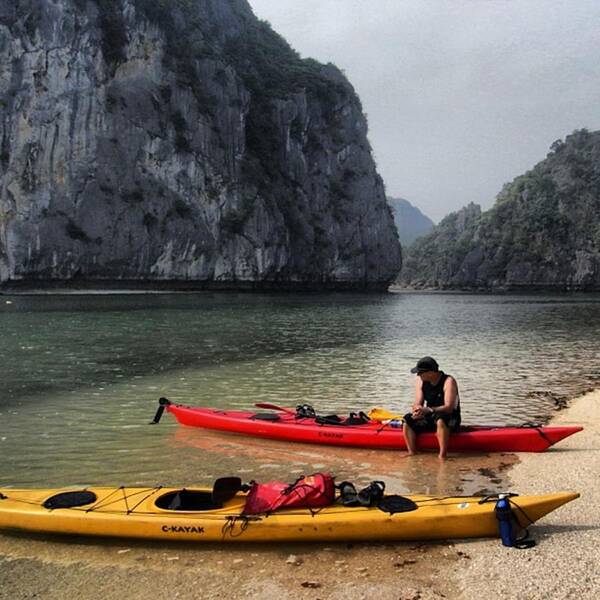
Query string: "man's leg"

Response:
xmin=436 ymin=419 xmax=450 ymax=460
xmin=403 ymin=420 xmax=418 ymax=455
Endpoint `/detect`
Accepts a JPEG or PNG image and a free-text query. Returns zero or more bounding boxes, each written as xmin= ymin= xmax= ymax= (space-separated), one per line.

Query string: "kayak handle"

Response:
xmin=150 ymin=397 xmax=171 ymax=424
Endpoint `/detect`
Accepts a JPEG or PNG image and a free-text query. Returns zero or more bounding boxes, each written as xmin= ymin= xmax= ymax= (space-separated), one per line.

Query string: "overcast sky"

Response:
xmin=248 ymin=0 xmax=600 ymax=222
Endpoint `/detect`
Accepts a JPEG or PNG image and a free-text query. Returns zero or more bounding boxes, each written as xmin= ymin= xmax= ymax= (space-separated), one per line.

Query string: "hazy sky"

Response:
xmin=248 ymin=0 xmax=600 ymax=222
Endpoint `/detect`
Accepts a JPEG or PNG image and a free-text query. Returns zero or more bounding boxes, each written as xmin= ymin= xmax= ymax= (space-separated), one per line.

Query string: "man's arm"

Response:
xmin=413 ymin=377 xmax=425 ymax=411
xmin=411 ymin=378 xmax=427 ymax=419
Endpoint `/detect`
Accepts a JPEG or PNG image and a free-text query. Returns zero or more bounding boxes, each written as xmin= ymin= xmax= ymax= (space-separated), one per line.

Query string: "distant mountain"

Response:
xmin=400 ymin=129 xmax=600 ymax=290
xmin=387 ymin=197 xmax=435 ymax=246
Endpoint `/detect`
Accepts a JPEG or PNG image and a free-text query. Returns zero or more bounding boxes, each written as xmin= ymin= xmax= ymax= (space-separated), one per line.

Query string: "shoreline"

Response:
xmin=455 ymin=388 xmax=599 ymax=599
xmin=0 ymin=390 xmax=596 ymax=600
xmin=4 ymin=283 xmax=600 ymax=296
xmin=0 ymin=279 xmax=393 ymax=295
xmin=4 ymin=288 xmax=600 ymax=296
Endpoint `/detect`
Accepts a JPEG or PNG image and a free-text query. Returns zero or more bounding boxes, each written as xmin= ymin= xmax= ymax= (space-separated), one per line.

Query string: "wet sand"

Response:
xmin=0 ymin=534 xmax=466 ymax=600
xmin=0 ymin=392 xmax=594 ymax=600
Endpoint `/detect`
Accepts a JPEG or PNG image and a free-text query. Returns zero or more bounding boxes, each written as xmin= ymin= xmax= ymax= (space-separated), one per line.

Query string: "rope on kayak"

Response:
xmin=518 ymin=422 xmax=552 ymax=446
xmin=506 ymin=496 xmax=537 ymax=549
xmin=477 ymin=492 xmax=520 ymax=505
xmin=232 ymin=495 xmax=487 ymax=517
xmin=374 ymin=421 xmax=402 ymax=433
xmin=221 ymin=515 xmax=262 ymax=538
xmin=122 ymin=487 xmax=130 ymax=514
xmin=84 ymin=486 xmax=164 ymax=513
xmin=2 ymin=489 xmax=479 ymax=514
xmin=83 ymin=486 xmax=122 ymax=512
xmin=128 ymin=487 xmax=164 ymax=514
xmin=508 ymin=497 xmax=536 ymax=528
xmin=0 ymin=489 xmax=546 ymax=522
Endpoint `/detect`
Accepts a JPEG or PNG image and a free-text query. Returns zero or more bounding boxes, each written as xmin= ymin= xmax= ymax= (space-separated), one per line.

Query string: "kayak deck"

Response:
xmin=0 ymin=486 xmax=579 ymax=543
xmin=165 ymin=404 xmax=583 ymax=452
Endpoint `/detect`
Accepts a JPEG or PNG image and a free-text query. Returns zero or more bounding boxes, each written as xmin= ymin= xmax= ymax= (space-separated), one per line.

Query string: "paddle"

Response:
xmin=254 ymin=402 xmax=296 ymax=415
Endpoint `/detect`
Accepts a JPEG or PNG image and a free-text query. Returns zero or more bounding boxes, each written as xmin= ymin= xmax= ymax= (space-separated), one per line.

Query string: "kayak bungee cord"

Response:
xmin=1 ymin=488 xmax=532 ymax=517
xmin=518 ymin=422 xmax=552 ymax=445
xmin=84 ymin=486 xmax=165 ymax=514
xmin=508 ymin=497 xmax=536 ymax=528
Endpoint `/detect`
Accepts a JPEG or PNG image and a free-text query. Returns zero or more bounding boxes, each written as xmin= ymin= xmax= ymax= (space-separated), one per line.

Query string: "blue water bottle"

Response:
xmin=495 ymin=494 xmax=514 ymax=547
xmin=389 ymin=419 xmax=402 ymax=428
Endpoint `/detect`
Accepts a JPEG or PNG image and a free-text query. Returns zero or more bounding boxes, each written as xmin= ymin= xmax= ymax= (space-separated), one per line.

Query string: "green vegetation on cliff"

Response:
xmin=137 ymin=1 xmax=351 ymax=179
xmin=401 ymin=129 xmax=600 ymax=290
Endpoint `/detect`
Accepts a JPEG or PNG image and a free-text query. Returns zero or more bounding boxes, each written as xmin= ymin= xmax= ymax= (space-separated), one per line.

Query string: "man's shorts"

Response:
xmin=403 ymin=412 xmax=461 ymax=433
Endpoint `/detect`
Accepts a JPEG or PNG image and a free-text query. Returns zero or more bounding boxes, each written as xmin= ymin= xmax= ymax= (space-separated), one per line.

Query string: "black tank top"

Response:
xmin=423 ymin=372 xmax=461 ymax=417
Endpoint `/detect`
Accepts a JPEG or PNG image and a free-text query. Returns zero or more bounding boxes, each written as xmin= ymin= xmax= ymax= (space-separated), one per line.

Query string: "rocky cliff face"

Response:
xmin=387 ymin=196 xmax=434 ymax=247
xmin=0 ymin=0 xmax=401 ymax=290
xmin=401 ymin=129 xmax=600 ymax=290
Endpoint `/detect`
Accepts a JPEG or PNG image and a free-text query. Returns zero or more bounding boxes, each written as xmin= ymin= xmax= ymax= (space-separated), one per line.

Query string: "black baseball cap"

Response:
xmin=410 ymin=356 xmax=439 ymax=374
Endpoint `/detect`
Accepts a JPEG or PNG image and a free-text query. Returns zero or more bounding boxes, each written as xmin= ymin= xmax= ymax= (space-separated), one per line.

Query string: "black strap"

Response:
xmin=282 ymin=476 xmax=306 ymax=495
xmin=315 ymin=414 xmax=344 ymax=425
xmin=344 ymin=411 xmax=371 ymax=425
xmin=296 ymin=405 xmax=370 ymax=426
xmin=316 ymin=412 xmax=370 ymax=426
xmin=513 ymin=528 xmax=537 ymax=549
xmin=336 ymin=480 xmax=385 ymax=507
xmin=295 ymin=404 xmax=316 ymax=419
xmin=337 ymin=481 xmax=358 ymax=505
xmin=357 ymin=481 xmax=385 ymax=506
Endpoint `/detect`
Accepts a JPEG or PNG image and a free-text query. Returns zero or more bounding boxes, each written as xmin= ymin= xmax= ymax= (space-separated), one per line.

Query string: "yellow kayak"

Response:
xmin=0 ymin=483 xmax=578 ymax=543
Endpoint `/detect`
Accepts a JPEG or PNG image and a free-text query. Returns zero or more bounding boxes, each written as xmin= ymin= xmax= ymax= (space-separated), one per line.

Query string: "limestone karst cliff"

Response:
xmin=0 ymin=0 xmax=401 ymax=290
xmin=400 ymin=130 xmax=600 ymax=290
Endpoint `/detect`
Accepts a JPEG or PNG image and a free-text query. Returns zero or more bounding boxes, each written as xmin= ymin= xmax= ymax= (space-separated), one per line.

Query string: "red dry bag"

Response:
xmin=242 ymin=473 xmax=336 ymax=515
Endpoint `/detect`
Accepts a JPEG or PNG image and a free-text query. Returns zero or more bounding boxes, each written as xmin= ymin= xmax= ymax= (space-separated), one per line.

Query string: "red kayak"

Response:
xmin=153 ymin=399 xmax=582 ymax=453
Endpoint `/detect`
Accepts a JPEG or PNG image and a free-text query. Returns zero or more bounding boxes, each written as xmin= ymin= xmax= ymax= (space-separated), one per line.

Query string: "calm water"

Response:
xmin=0 ymin=291 xmax=598 ymax=494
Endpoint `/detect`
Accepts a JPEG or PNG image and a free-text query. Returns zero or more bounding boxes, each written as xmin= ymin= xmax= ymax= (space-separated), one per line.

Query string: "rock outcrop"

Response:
xmin=387 ymin=196 xmax=434 ymax=247
xmin=0 ymin=0 xmax=401 ymax=290
xmin=401 ymin=129 xmax=600 ymax=290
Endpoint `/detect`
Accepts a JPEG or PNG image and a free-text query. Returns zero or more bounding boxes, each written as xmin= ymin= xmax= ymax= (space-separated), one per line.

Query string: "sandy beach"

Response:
xmin=0 ymin=390 xmax=597 ymax=600
xmin=454 ymin=389 xmax=600 ymax=599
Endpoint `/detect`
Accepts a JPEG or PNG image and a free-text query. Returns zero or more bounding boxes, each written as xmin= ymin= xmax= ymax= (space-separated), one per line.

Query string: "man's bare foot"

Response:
xmin=438 ymin=452 xmax=447 ymax=460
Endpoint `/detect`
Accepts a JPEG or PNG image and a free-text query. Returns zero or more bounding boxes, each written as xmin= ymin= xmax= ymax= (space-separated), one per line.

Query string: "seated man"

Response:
xmin=403 ymin=356 xmax=461 ymax=459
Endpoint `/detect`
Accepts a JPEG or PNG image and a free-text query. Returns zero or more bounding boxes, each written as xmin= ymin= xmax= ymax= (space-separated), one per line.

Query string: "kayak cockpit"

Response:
xmin=155 ymin=490 xmax=219 ymax=511
xmin=155 ymin=477 xmax=248 ymax=512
